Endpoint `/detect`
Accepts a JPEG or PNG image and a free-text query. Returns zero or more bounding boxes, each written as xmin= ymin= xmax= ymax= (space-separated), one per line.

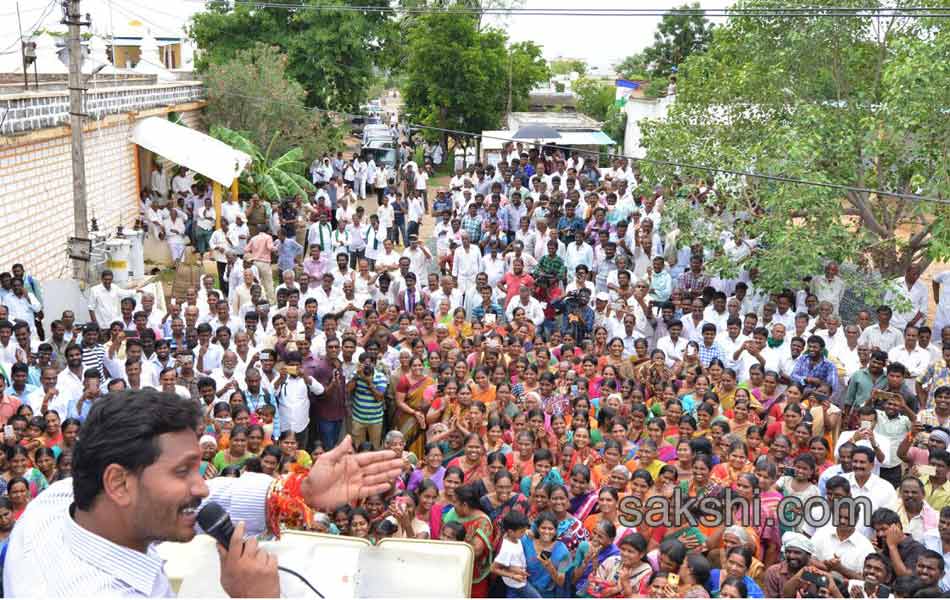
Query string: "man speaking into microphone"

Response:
xmin=3 ymin=390 xmax=402 ymax=597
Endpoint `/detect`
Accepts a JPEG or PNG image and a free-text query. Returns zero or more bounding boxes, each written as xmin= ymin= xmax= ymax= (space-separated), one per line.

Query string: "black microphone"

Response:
xmin=197 ymin=501 xmax=235 ymax=549
xmin=196 ymin=501 xmax=323 ymax=598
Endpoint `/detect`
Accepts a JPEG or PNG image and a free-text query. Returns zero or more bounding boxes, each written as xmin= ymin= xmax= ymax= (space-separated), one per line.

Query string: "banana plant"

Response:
xmin=211 ymin=126 xmax=315 ymax=201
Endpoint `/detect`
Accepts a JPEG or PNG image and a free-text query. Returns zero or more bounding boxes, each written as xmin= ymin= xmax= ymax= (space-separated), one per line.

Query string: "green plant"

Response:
xmin=211 ymin=126 xmax=315 ymax=201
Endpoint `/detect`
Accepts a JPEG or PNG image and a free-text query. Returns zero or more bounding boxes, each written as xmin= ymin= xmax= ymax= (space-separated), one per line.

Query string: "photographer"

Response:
xmin=551 ymin=288 xmax=594 ymax=342
xmin=347 ymin=352 xmax=388 ymax=449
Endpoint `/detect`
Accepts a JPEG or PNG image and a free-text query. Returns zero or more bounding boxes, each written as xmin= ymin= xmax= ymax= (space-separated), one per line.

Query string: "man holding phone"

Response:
xmin=275 ymin=351 xmax=324 ymax=451
xmin=347 ymin=353 xmax=388 ymax=449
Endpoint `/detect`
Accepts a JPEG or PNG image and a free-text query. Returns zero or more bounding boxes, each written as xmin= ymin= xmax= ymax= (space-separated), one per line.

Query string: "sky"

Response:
xmin=486 ymin=0 xmax=733 ymax=71
xmin=1 ymin=0 xmax=732 ymax=73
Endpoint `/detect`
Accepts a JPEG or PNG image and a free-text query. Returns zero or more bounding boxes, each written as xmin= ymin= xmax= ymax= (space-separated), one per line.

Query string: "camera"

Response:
xmin=802 ymin=571 xmax=828 ymax=590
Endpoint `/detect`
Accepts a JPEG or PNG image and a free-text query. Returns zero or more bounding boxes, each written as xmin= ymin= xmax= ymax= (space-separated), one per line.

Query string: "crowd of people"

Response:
xmin=5 ymin=138 xmax=950 ymax=599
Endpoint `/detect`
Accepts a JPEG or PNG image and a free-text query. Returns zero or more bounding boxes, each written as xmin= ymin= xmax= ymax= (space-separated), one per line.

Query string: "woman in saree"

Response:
xmin=546 ymin=482 xmax=590 ymax=555
xmin=582 ymin=486 xmax=634 ymax=544
xmin=710 ymin=440 xmax=754 ymax=488
xmin=479 ymin=468 xmax=531 ymax=552
xmin=574 ymin=519 xmax=621 ymax=597
xmin=433 ymin=466 xmax=464 ymax=539
xmin=407 ymin=442 xmax=446 ymax=492
xmin=446 ymin=432 xmax=488 ymax=485
xmin=567 ymin=463 xmax=599 ymax=521
xmin=522 ymin=511 xmax=571 ymax=598
xmin=681 ymin=453 xmax=722 ymax=499
xmin=395 ymin=356 xmax=435 ymax=458
xmin=443 ymin=483 xmax=494 ymax=597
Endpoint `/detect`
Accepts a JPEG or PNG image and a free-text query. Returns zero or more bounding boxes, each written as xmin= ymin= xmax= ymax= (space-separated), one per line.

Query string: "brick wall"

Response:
xmin=0 ymin=106 xmax=204 ymax=280
xmin=0 ymin=82 xmax=205 ymax=135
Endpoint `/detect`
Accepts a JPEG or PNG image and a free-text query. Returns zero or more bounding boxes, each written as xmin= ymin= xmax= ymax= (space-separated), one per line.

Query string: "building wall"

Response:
xmin=623 ymin=95 xmax=675 ymax=158
xmin=0 ymin=105 xmax=204 ymax=280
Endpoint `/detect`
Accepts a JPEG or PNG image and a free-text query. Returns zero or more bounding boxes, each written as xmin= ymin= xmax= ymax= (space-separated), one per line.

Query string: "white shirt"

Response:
xmin=55 ymin=368 xmax=84 ymax=415
xmin=887 ymin=344 xmax=931 ymax=378
xmin=26 ymin=387 xmax=69 ymax=418
xmin=494 ymin=537 xmax=528 ymax=589
xmin=88 ymin=283 xmax=129 ymax=326
xmin=4 ymin=475 xmax=272 ymax=597
xmin=505 ymin=296 xmax=545 ymax=326
xmin=452 ymin=245 xmax=482 ymax=282
xmin=812 ymin=274 xmax=846 ymax=312
xmin=858 ymin=323 xmax=903 ymax=352
xmin=887 ymin=277 xmax=929 ymax=330
xmin=845 ymin=472 xmax=898 ymax=513
xmin=811 ymin=525 xmax=876 ymax=576
xmin=277 ymin=375 xmax=325 ymax=432
xmin=933 ymin=271 xmax=950 ymax=331
xmin=565 ymin=242 xmax=594 ymax=275
xmin=656 ymin=335 xmax=688 ymax=367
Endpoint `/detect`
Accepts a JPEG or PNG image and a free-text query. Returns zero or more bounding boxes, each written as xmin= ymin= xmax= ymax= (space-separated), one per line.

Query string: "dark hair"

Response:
xmin=455 ymin=483 xmax=482 ymax=509
xmin=441 ymin=520 xmax=466 ymax=541
xmin=72 ymin=390 xmax=203 ymax=510
xmin=658 ymin=538 xmax=687 ymax=568
xmin=501 ymin=509 xmax=530 ymax=532
xmin=870 ymin=507 xmax=901 ymax=528
xmin=720 ymin=576 xmax=748 ymax=597
xmin=617 ymin=532 xmax=647 ymax=554
xmin=219 ymin=465 xmax=242 ymax=477
xmin=687 ymin=553 xmax=712 ymax=587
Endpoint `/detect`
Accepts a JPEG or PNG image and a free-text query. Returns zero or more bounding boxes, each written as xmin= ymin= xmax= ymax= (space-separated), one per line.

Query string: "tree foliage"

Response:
xmin=641 ymin=2 xmax=714 ymax=77
xmin=203 ymin=44 xmax=341 ymax=161
xmin=570 ymin=77 xmax=626 ymax=150
xmin=189 ymin=0 xmax=393 ymax=111
xmin=211 ymin=126 xmax=315 ymax=202
xmin=638 ymin=0 xmax=950 ymax=296
xmin=401 ymin=11 xmax=549 ymax=146
xmin=550 ymin=58 xmax=587 ymax=76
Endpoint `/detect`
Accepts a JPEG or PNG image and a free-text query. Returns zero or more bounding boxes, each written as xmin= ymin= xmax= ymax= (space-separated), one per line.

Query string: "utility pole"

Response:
xmin=64 ymin=0 xmax=90 ymax=280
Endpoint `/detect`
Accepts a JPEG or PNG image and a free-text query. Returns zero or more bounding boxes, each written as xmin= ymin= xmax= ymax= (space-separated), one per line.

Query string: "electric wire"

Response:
xmin=210 ymin=89 xmax=950 ymax=205
xmin=178 ymin=0 xmax=950 ymax=18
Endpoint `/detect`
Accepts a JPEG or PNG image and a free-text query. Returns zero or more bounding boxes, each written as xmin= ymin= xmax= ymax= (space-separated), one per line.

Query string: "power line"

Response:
xmin=0 ymin=0 xmax=58 ymax=55
xmin=179 ymin=0 xmax=950 ymax=17
xmin=210 ymin=90 xmax=950 ymax=205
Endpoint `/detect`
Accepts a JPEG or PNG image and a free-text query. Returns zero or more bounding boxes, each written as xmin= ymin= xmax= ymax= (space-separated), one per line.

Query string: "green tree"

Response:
xmin=211 ymin=126 xmax=316 ymax=201
xmin=550 ymin=58 xmax=587 ymax=76
xmin=571 ymin=77 xmax=625 ymax=149
xmin=190 ymin=0 xmax=392 ymax=111
xmin=508 ymin=41 xmax=550 ymax=111
xmin=641 ymin=2 xmax=714 ymax=77
xmin=638 ymin=0 xmax=950 ymax=296
xmin=203 ymin=44 xmax=341 ymax=161
xmin=401 ymin=11 xmax=548 ymax=147
xmin=614 ymin=52 xmax=649 ymax=80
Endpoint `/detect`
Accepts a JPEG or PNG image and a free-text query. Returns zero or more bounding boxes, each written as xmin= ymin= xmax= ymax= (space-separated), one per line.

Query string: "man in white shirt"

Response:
xmin=716 ymin=316 xmax=747 ymax=369
xmin=656 ymin=320 xmax=688 ymax=368
xmin=933 ymin=271 xmax=950 ymax=336
xmin=87 ymin=270 xmax=129 ymax=326
xmin=811 ymin=497 xmax=875 ymax=579
xmin=812 ymin=261 xmax=847 ymax=313
xmin=505 ymin=285 xmax=545 ymax=326
xmin=888 ymin=264 xmax=928 ymax=331
xmin=3 ymin=390 xmax=401 ymax=598
xmin=402 ymin=235 xmax=433 ymax=286
xmin=888 ymin=325 xmax=931 ymax=379
xmin=452 ymin=232 xmax=482 ymax=292
xmin=564 ymin=229 xmax=594 ymax=276
xmin=845 ymin=446 xmax=897 ymax=514
xmin=859 ymin=305 xmax=904 ymax=352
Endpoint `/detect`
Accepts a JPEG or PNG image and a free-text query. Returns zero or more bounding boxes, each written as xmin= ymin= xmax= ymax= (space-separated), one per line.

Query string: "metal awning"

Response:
xmin=481 ymin=129 xmax=615 ymax=150
xmin=130 ymin=117 xmax=252 ymax=186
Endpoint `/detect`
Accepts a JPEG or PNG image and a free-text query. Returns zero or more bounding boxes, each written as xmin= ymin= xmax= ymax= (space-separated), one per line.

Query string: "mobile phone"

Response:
xmin=814 ymin=392 xmax=828 ymax=403
xmin=922 ymin=423 xmax=935 ymax=433
xmin=919 ymin=465 xmax=937 ymax=477
xmin=783 ymin=467 xmax=796 ymax=477
xmin=876 ymin=584 xmax=891 ymax=598
xmin=539 ymin=550 xmax=551 ymax=560
xmin=3 ymin=425 xmax=13 ymax=438
xmin=667 ymin=573 xmax=680 ymax=587
xmin=802 ymin=571 xmax=827 ymax=590
xmin=286 ymin=365 xmax=298 ymax=376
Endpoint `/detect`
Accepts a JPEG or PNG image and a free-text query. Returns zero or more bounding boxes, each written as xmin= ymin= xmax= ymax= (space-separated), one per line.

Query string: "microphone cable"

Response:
xmin=278 ymin=566 xmax=324 ymax=598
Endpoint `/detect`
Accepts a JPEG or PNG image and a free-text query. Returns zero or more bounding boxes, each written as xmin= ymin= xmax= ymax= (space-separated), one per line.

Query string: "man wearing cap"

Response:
xmin=765 ymin=532 xmax=816 ymax=597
